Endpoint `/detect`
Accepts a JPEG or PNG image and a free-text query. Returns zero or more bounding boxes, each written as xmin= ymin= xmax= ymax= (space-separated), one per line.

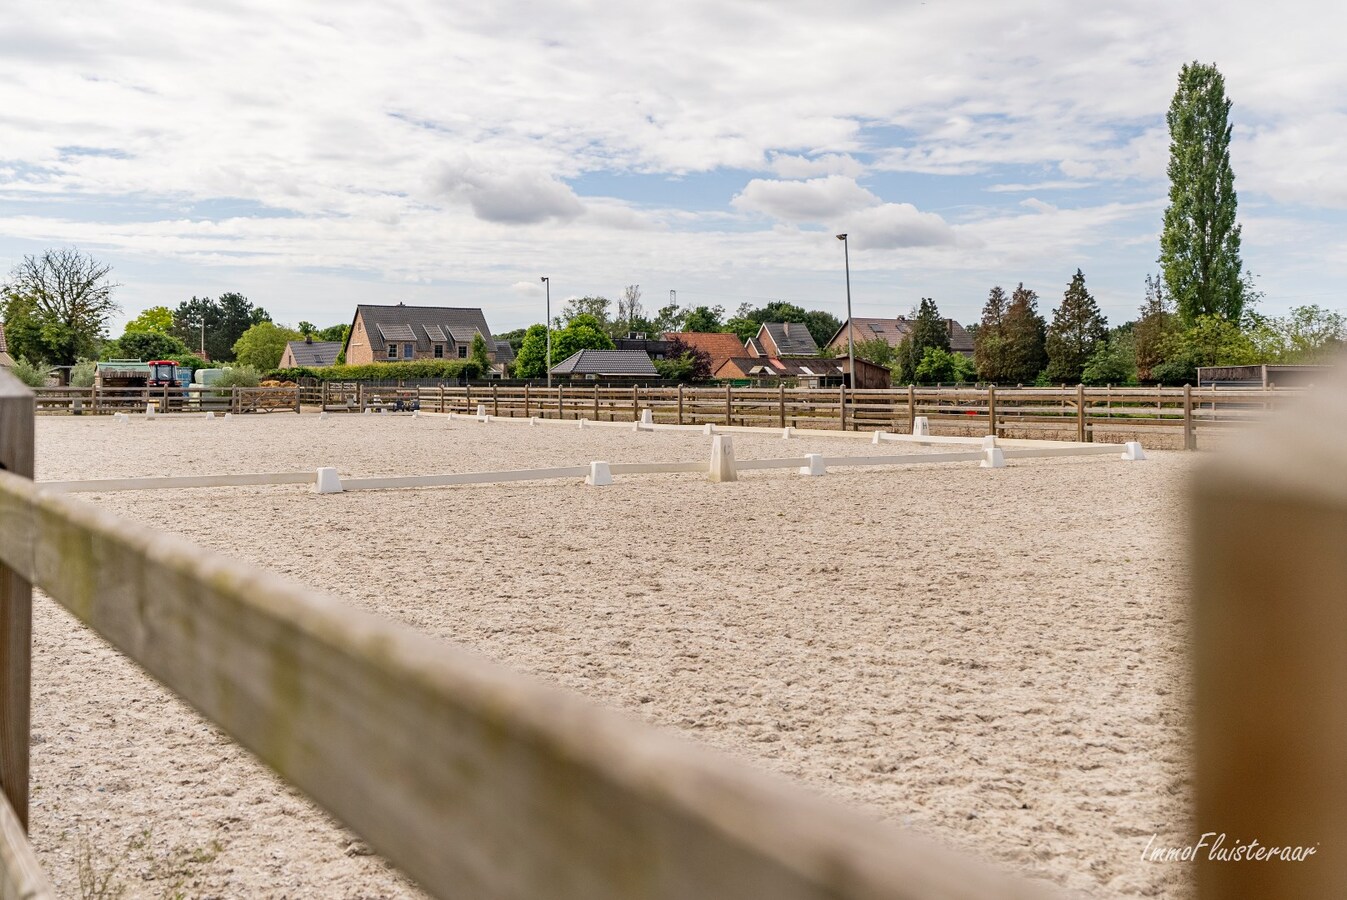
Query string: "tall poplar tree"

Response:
xmin=1045 ymin=269 xmax=1108 ymax=384
xmin=1160 ymin=61 xmax=1247 ymax=324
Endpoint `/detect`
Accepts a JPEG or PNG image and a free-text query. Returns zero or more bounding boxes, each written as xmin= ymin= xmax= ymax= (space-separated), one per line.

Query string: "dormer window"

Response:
xmin=434 ymin=344 xmax=444 ymax=358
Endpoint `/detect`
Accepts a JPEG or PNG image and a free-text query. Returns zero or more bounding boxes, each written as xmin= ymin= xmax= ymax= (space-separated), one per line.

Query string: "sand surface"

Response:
xmin=27 ymin=413 xmax=1194 ymax=898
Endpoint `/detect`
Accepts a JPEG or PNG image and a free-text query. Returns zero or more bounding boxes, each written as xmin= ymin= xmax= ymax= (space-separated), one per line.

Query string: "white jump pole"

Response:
xmin=709 ymin=435 xmax=737 ymax=483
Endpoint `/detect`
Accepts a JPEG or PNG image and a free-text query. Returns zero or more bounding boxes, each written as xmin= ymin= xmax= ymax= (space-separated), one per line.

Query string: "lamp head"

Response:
xmin=835 ymin=233 xmax=847 ymax=241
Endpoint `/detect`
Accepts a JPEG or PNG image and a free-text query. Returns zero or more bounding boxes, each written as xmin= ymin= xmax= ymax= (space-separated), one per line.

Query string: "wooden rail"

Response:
xmin=314 ymin=383 xmax=1297 ymax=449
xmin=30 ymin=385 xmax=301 ymax=415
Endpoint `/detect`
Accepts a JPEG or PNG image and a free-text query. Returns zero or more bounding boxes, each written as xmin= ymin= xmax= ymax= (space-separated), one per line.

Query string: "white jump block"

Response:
xmin=631 ymin=420 xmax=641 ymax=432
xmin=586 ymin=461 xmax=613 ymax=486
xmin=313 ymin=467 xmax=344 ymax=494
xmin=364 ymin=408 xmax=373 ymax=415
xmin=529 ymin=417 xmax=538 ymax=426
xmin=781 ymin=426 xmax=793 ymax=440
xmin=412 ymin=410 xmax=420 ymax=418
xmin=981 ymin=447 xmax=1007 ymax=468
xmin=981 ymin=434 xmax=997 ymax=449
xmin=799 ymin=454 xmax=827 ymax=477
xmin=145 ymin=404 xmax=156 ymax=418
xmin=205 ymin=412 xmax=215 ymax=421
xmin=578 ymin=418 xmax=588 ymax=430
xmin=319 ymin=412 xmax=328 ymax=421
xmin=1121 ymin=441 xmax=1147 ymax=461
xmin=113 ymin=413 xmax=129 ymax=424
xmin=476 ymin=404 xmax=487 ymax=419
xmin=641 ymin=409 xmax=653 ymax=425
xmin=872 ymin=430 xmax=885 ymax=444
xmin=709 ymin=435 xmax=737 ymax=482
xmin=223 ymin=413 xmax=232 ymax=420
xmin=704 ymin=423 xmax=715 ymax=435
xmin=912 ymin=416 xmax=930 ymax=436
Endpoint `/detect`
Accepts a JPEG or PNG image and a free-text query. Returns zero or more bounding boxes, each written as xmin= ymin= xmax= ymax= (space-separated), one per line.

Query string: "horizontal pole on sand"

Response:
xmin=38 ymin=472 xmax=317 ymax=493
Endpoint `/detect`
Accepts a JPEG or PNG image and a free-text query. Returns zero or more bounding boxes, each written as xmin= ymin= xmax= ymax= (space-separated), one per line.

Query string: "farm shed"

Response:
xmin=549 ymin=349 xmax=659 ymax=381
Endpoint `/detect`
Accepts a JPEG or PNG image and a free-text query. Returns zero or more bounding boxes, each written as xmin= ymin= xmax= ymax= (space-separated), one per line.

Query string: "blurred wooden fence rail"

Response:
xmin=1 ymin=367 xmax=1056 ymax=899
xmin=316 ymin=382 xmax=1299 ymax=449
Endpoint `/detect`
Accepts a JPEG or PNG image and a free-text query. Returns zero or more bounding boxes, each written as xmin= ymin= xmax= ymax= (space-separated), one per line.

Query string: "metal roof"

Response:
xmin=550 ymin=349 xmax=658 ymax=376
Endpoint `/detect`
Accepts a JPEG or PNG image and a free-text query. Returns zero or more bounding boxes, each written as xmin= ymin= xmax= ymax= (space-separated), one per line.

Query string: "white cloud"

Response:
xmin=842 ymin=204 xmax=957 ymax=250
xmin=732 ymin=175 xmax=879 ymax=222
xmin=433 ymin=159 xmax=583 ymax=224
xmin=769 ymin=153 xmax=866 ymax=179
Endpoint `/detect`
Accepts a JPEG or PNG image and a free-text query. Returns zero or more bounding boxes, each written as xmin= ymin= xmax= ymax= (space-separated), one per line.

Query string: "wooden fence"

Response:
xmin=31 ymin=385 xmax=301 ymax=415
xmin=1 ymin=367 xmax=1343 ymax=895
xmin=316 ymin=382 xmax=1295 ymax=449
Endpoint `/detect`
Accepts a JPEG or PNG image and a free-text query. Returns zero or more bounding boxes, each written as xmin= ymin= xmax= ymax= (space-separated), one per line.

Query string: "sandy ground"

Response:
xmin=26 ymin=413 xmax=1195 ymax=898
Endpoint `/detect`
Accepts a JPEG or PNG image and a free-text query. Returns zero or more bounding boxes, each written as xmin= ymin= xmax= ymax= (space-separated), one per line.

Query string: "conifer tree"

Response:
xmin=1000 ymin=283 xmax=1048 ymax=384
xmin=1134 ymin=274 xmax=1178 ymax=382
xmin=1045 ymin=269 xmax=1108 ymax=384
xmin=896 ymin=298 xmax=949 ymax=382
xmin=1160 ymin=61 xmax=1247 ymax=323
xmin=973 ymin=285 xmax=1009 ymax=382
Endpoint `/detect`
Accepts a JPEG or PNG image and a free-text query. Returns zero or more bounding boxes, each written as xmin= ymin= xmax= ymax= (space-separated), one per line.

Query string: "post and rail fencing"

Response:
xmin=1 ymin=367 xmax=1345 ymax=896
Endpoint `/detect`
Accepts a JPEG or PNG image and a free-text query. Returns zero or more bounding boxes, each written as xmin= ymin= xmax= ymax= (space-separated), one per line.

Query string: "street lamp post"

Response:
xmin=540 ymin=276 xmax=551 ymax=388
xmin=836 ymin=233 xmax=854 ymax=388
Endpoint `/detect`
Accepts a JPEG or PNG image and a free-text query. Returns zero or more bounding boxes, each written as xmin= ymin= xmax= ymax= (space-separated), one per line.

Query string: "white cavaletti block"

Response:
xmin=703 ymin=423 xmax=715 ymax=435
xmin=364 ymin=408 xmax=372 ymax=415
xmin=1121 ymin=441 xmax=1147 ymax=461
xmin=872 ymin=430 xmax=884 ymax=444
xmin=319 ymin=412 xmax=328 ymax=420
xmin=981 ymin=447 xmax=1007 ymax=468
xmin=912 ymin=416 xmax=930 ymax=436
xmin=223 ymin=413 xmax=232 ymax=420
xmin=981 ymin=435 xmax=997 ymax=449
xmin=586 ymin=461 xmax=613 ymax=486
xmin=313 ymin=467 xmax=344 ymax=494
xmin=798 ymin=454 xmax=826 ymax=477
xmin=782 ymin=426 xmax=793 ymax=439
xmin=476 ymin=404 xmax=487 ymax=419
xmin=641 ymin=409 xmax=653 ymax=425
xmin=145 ymin=404 xmax=155 ymax=418
xmin=205 ymin=412 xmax=215 ymax=420
xmin=114 ymin=413 xmax=129 ymax=424
xmin=529 ymin=416 xmax=538 ymax=426
xmin=578 ymin=418 xmax=587 ymax=429
xmin=709 ymin=435 xmax=737 ymax=483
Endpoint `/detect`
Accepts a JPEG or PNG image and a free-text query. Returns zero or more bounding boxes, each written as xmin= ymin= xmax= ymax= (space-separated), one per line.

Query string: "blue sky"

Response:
xmin=2 ymin=0 xmax=1344 ymax=336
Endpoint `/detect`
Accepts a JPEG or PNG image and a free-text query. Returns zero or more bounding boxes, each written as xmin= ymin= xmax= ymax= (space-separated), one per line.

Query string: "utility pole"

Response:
xmin=541 ymin=276 xmax=552 ymax=388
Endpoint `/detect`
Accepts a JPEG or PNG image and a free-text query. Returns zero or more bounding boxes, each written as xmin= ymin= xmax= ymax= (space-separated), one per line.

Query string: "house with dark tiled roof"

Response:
xmin=827 ymin=316 xmax=974 ymax=358
xmin=278 ymin=337 xmax=342 ymax=369
xmin=342 ymin=303 xmax=505 ymax=372
xmin=550 ymin=349 xmax=659 ymax=380
xmin=661 ymin=332 xmax=746 ymax=374
xmin=746 ymin=322 xmax=819 ymax=358
xmin=715 ymin=355 xmax=890 ymax=388
xmin=0 ymin=321 xmax=13 ymax=369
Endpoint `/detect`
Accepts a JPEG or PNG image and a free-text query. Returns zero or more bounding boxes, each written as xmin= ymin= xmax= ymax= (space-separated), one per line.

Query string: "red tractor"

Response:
xmin=146 ymin=360 xmax=181 ymax=388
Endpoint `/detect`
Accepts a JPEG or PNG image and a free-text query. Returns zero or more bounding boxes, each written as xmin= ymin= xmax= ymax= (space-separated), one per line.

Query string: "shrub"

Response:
xmin=70 ymin=359 xmax=97 ymax=388
xmin=9 ymin=357 xmax=47 ymax=387
xmin=214 ymin=365 xmax=262 ymax=388
xmin=272 ymin=360 xmax=483 ymax=381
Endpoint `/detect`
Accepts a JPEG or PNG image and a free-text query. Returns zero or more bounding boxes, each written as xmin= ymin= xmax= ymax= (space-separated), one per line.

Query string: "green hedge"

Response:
xmin=265 ymin=360 xmax=484 ymax=382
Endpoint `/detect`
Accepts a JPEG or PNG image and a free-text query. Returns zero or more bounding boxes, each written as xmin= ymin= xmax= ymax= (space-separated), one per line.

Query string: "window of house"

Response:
xmin=458 ymin=345 xmax=467 ymax=358
xmin=387 ymin=344 xmax=397 ymax=359
xmin=403 ymin=343 xmax=414 ymax=359
xmin=434 ymin=344 xmax=443 ymax=358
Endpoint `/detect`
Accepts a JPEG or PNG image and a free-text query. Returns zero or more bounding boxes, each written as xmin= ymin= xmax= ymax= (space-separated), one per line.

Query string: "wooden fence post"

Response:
xmin=0 ymin=370 xmax=34 ymax=830
xmin=356 ymin=382 xmax=364 ymax=412
xmin=558 ymin=385 xmax=564 ymax=420
xmin=523 ymin=382 xmax=530 ymax=417
xmin=677 ymin=383 xmax=684 ymax=425
xmin=465 ymin=382 xmax=472 ymax=414
xmin=1191 ymin=378 xmax=1347 ymax=899
xmin=1076 ymin=384 xmax=1086 ymax=443
xmin=293 ymin=386 xmax=301 ymax=414
xmin=492 ymin=383 xmax=499 ymax=417
xmin=778 ymin=383 xmax=786 ymax=429
xmin=987 ymin=384 xmax=997 ymax=437
xmin=839 ymin=384 xmax=848 ymax=431
xmin=1184 ymin=384 xmax=1196 ymax=450
xmin=439 ymin=384 xmax=445 ymax=414
xmin=725 ymin=383 xmax=733 ymax=426
xmin=907 ymin=384 xmax=916 ymax=434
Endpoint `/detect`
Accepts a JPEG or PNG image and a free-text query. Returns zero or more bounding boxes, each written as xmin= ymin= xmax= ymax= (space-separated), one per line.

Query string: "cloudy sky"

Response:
xmin=2 ymin=1 xmax=1344 ymax=335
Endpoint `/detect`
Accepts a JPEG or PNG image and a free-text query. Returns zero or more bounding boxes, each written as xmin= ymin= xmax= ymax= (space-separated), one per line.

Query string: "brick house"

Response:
xmin=827 ymin=316 xmax=974 ymax=359
xmin=278 ymin=337 xmax=342 ymax=369
xmin=745 ymin=322 xmax=819 ymax=357
xmin=661 ymin=332 xmax=747 ymax=374
xmin=342 ymin=304 xmax=504 ymax=369
xmin=714 ymin=355 xmax=890 ymax=388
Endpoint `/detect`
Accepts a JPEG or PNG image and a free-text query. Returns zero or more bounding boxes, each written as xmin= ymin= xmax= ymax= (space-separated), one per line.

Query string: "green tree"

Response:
xmin=1045 ymin=270 xmax=1108 ymax=383
xmin=124 ymin=305 xmax=174 ymax=334
xmin=558 ymin=296 xmax=611 ymax=328
xmin=651 ymin=301 xmax=686 ymax=334
xmin=722 ymin=300 xmax=839 ymax=348
xmin=1152 ymin=314 xmax=1258 ymax=385
xmin=1134 ymin=275 xmax=1179 ymax=382
xmin=1000 ymin=283 xmax=1048 ymax=384
xmin=1082 ymin=326 xmax=1139 ymax=386
xmin=896 ymin=298 xmax=949 ymax=382
xmin=1160 ymin=62 xmax=1248 ymax=324
xmin=0 ymin=247 xmax=120 ymax=365
xmin=653 ymin=336 xmax=712 ymax=383
xmin=913 ymin=347 xmax=975 ymax=385
xmin=1252 ymin=305 xmax=1347 ymax=362
xmin=550 ymin=314 xmax=615 ymax=365
xmin=847 ymin=336 xmax=896 ymax=370
xmin=232 ymin=321 xmax=301 ymax=370
xmin=298 ymin=321 xmax=316 ymax=337
xmin=170 ymin=292 xmax=270 ymax=362
xmin=469 ymin=332 xmax=492 ymax=372
xmin=681 ymin=305 xmax=725 ymax=332
xmin=102 ymin=330 xmax=190 ymax=361
xmin=973 ymin=285 xmax=1010 ymax=382
xmin=513 ymin=325 xmax=550 ymax=378
xmin=317 ymin=323 xmax=350 ymax=343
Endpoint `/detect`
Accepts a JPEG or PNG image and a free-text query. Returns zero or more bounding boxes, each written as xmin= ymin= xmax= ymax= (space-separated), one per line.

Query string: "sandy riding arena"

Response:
xmin=29 ymin=414 xmax=1193 ymax=898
